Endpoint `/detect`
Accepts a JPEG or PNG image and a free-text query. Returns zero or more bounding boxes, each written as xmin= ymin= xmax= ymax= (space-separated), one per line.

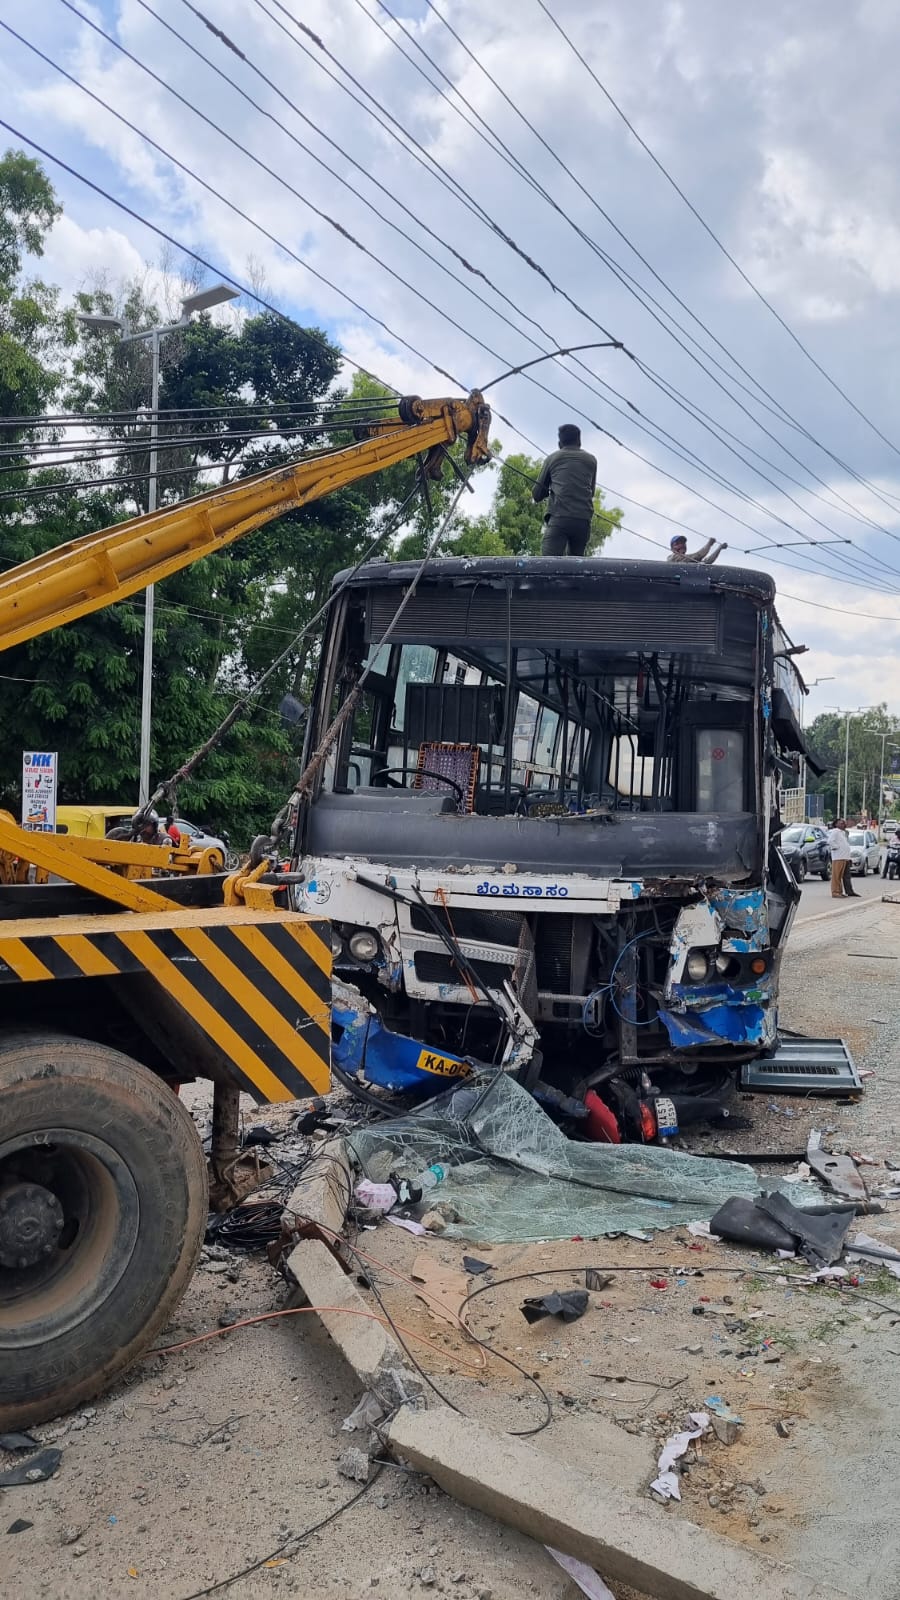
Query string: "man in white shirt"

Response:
xmin=826 ymin=819 xmax=857 ymax=898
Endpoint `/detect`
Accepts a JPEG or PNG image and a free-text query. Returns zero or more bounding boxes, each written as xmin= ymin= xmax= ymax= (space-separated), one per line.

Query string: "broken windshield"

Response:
xmin=320 ymin=573 xmax=763 ymax=819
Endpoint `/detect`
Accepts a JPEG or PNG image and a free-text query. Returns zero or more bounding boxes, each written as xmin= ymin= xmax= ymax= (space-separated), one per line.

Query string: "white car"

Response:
xmin=847 ymin=828 xmax=881 ymax=876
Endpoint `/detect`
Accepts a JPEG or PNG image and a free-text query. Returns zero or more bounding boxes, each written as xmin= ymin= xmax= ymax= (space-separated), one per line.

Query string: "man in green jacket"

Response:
xmin=532 ymin=424 xmax=598 ymax=555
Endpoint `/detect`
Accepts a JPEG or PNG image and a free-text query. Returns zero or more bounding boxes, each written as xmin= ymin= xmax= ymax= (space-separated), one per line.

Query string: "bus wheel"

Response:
xmin=0 ymin=1032 xmax=207 ymax=1430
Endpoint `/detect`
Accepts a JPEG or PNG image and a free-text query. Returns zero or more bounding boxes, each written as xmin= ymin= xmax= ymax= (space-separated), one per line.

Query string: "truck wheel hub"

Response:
xmin=0 ymin=1182 xmax=65 ymax=1269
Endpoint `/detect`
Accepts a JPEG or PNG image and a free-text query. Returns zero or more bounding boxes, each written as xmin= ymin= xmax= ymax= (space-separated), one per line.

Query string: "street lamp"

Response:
xmin=879 ymin=737 xmax=900 ymax=827
xmin=827 ymin=705 xmax=875 ymax=818
xmin=78 ymin=283 xmax=239 ymax=804
xmin=797 ymin=678 xmax=833 ymax=813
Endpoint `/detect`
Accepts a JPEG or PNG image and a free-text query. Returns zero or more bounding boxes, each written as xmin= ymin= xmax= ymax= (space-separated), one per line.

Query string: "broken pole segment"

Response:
xmin=387 ymin=1407 xmax=851 ymax=1600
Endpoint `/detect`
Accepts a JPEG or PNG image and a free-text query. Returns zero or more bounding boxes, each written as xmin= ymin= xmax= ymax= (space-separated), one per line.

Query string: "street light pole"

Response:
xmin=138 ymin=329 xmax=160 ymax=806
xmin=879 ymin=737 xmax=900 ymax=827
xmin=78 ymin=284 xmax=238 ymax=805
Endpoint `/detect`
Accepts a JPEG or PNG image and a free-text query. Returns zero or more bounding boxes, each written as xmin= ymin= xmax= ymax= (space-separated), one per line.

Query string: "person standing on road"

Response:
xmin=667 ymin=534 xmax=728 ymax=564
xmin=827 ymin=819 xmax=858 ymax=898
xmin=532 ymin=424 xmax=597 ymax=556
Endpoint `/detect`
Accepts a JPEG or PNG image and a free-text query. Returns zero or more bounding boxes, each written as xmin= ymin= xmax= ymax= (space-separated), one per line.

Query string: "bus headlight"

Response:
xmin=349 ymin=929 xmax=380 ymax=962
xmin=685 ymin=949 xmax=710 ymax=981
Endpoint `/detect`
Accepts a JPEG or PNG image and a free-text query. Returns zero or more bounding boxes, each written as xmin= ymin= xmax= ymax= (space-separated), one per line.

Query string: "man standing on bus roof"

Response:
xmin=667 ymin=533 xmax=728 ymax=564
xmin=532 ymin=423 xmax=597 ymax=556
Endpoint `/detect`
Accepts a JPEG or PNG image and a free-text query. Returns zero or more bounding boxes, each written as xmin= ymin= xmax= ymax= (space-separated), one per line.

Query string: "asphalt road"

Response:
xmin=794 ymin=862 xmax=890 ymax=922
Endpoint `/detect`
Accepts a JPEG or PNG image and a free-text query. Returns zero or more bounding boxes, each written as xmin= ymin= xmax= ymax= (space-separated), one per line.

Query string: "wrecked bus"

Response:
xmin=295 ymin=555 xmax=806 ymax=1141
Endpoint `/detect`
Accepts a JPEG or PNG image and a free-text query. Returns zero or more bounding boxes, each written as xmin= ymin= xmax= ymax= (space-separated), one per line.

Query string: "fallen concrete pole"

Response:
xmin=282 ymin=1137 xmax=351 ymax=1239
xmin=388 ymin=1407 xmax=848 ymax=1600
xmin=287 ymin=1241 xmax=849 ymax=1600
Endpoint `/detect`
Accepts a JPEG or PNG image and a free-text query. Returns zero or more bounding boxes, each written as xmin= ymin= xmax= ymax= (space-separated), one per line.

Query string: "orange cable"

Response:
xmin=150 ymin=1304 xmax=485 ymax=1371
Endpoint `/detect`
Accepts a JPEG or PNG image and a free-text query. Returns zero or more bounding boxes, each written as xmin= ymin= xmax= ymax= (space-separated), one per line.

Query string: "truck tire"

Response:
xmin=0 ymin=1032 xmax=208 ymax=1430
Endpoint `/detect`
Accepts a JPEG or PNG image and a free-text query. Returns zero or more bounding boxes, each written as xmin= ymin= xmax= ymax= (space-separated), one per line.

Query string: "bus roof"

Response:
xmin=332 ymin=554 xmax=777 ymax=602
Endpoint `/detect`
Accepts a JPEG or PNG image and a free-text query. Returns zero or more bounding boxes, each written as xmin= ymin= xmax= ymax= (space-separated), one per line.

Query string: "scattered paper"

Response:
xmin=385 ymin=1215 xmax=427 ymax=1236
xmin=650 ymin=1412 xmax=709 ymax=1501
xmin=687 ymin=1220 xmax=720 ymax=1239
xmin=547 ymin=1548 xmax=615 ymax=1599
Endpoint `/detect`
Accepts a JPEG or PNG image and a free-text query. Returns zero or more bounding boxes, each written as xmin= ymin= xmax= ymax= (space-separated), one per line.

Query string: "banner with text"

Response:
xmin=22 ymin=751 xmax=58 ymax=832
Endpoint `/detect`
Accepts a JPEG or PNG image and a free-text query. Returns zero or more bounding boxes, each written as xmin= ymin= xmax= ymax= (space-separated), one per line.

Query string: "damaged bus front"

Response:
xmin=295 ymin=557 xmax=806 ymax=1142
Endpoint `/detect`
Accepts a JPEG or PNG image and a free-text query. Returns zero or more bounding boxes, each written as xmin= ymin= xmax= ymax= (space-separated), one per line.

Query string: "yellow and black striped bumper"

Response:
xmin=0 ymin=906 xmax=332 ymax=1101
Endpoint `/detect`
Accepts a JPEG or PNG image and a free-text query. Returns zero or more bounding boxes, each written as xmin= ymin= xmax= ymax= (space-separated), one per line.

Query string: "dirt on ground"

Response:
xmin=3 ymin=888 xmax=900 ymax=1600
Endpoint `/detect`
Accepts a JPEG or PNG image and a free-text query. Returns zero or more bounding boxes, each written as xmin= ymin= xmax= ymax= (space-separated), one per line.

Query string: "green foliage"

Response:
xmin=805 ymin=704 xmax=900 ymax=818
xmin=0 ymin=151 xmax=625 ymax=847
xmin=0 ymin=150 xmax=69 ymax=431
xmin=400 ymin=449 xmax=623 ymax=559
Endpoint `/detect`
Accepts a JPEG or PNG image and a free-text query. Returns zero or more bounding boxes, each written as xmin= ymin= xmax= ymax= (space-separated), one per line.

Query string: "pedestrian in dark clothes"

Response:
xmin=532 ymin=424 xmax=597 ymax=555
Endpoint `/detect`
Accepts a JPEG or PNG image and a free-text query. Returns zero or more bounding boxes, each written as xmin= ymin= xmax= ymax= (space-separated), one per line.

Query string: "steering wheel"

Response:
xmin=372 ymin=765 xmax=465 ymax=805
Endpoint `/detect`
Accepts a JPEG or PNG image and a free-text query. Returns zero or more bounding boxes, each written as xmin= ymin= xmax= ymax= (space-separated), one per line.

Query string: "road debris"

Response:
xmin=650 ymin=1412 xmax=710 ymax=1501
xmin=337 ymin=1445 xmax=373 ymax=1484
xmin=410 ymin=1254 xmax=469 ymax=1326
xmin=806 ymin=1132 xmax=868 ymax=1200
xmin=0 ymin=1448 xmax=61 ymax=1486
xmin=520 ymin=1290 xmax=589 ymax=1324
xmin=462 ymin=1256 xmax=492 ymax=1275
xmin=6 ymin=1519 xmax=32 ymax=1535
xmin=709 ymin=1193 xmax=853 ymax=1264
xmin=0 ymin=1432 xmax=39 ymax=1452
xmin=547 ymin=1547 xmax=615 ymax=1598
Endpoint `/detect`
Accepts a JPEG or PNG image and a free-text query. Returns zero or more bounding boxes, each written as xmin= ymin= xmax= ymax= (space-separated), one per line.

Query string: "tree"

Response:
xmin=442 ymin=450 xmax=623 ymax=557
xmin=805 ymin=705 xmax=900 ymax=819
xmin=0 ymin=149 xmax=69 ymax=442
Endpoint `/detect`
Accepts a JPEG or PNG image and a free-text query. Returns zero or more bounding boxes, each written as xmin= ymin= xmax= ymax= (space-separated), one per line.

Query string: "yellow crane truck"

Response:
xmin=0 ymin=391 xmax=491 ymax=1428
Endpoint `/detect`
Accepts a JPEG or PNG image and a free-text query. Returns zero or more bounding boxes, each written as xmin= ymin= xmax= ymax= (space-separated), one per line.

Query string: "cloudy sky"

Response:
xmin=3 ymin=0 xmax=900 ymax=720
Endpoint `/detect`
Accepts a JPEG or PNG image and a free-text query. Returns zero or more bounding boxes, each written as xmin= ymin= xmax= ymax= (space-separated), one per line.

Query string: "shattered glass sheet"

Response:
xmin=347 ymin=1073 xmax=760 ymax=1242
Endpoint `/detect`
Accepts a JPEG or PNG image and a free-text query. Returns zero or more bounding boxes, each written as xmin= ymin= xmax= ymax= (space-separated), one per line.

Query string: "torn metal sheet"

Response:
xmin=660 ymin=1002 xmax=769 ymax=1048
xmin=333 ymin=981 xmax=472 ymax=1092
xmin=806 ymin=1132 xmax=868 ymax=1202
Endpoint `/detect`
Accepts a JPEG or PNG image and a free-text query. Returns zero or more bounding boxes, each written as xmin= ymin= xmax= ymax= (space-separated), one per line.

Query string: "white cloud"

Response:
xmin=2 ymin=0 xmax=900 ymax=715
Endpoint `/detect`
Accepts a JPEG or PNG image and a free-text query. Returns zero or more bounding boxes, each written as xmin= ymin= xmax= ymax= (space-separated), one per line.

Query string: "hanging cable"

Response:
xmin=345 ymin=0 xmax=900 ymax=523
xmin=535 ymin=0 xmax=900 ymax=464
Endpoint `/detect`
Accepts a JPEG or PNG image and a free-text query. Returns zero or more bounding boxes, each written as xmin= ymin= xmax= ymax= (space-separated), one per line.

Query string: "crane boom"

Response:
xmin=0 ymin=393 xmax=490 ymax=652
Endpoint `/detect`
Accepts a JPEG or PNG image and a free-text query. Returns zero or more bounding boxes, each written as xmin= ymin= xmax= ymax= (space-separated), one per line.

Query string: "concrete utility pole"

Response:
xmin=78 ymin=284 xmax=238 ymax=804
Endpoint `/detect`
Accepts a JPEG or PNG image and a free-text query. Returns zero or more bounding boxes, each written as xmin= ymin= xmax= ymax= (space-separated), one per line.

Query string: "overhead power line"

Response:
xmin=535 ymin=0 xmax=900 ymax=464
xmin=3 ymin=109 xmax=896 ymax=599
xmin=98 ymin=5 xmax=898 ymax=589
xmin=353 ymin=0 xmax=900 ymax=522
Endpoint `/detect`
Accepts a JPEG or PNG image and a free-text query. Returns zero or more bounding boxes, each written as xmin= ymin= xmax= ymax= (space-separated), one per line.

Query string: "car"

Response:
xmin=883 ymin=818 xmax=899 ymax=838
xmin=778 ymin=823 xmax=831 ymax=883
xmin=847 ymin=827 xmax=881 ymax=876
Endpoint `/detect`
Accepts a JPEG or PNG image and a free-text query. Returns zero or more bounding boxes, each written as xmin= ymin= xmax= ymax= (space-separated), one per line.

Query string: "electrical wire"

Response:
xmin=415 ymin=0 xmax=900 ymax=514
xmin=149 ymin=484 xmax=421 ymax=807
xmin=535 ymin=0 xmax=900 ymax=465
xmin=127 ymin=0 xmax=622 ymax=387
xmin=345 ymin=0 xmax=900 ymax=529
xmin=3 ymin=28 xmax=886 ymax=600
xmin=152 ymin=6 xmax=896 ymax=595
xmin=177 ymin=1469 xmax=382 ymax=1600
xmin=0 ymin=400 xmax=394 ymax=428
xmin=0 ymin=420 xmax=396 ymax=464
xmin=0 ymin=121 xmax=405 ymax=400
xmin=1 ymin=118 xmax=894 ymax=604
xmin=149 ymin=1303 xmax=484 ymax=1371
